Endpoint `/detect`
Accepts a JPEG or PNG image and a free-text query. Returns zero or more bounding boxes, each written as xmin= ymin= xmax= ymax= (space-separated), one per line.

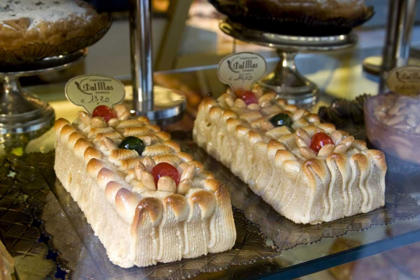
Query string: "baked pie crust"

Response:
xmin=54 ymin=105 xmax=236 ymax=268
xmin=193 ymin=89 xmax=387 ymax=224
xmin=0 ymin=0 xmax=109 ymax=51
xmin=241 ymin=0 xmax=368 ymax=21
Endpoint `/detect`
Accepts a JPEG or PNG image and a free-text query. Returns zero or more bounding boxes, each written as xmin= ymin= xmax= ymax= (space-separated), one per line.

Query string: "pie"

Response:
xmin=0 ymin=0 xmax=109 ymax=51
xmin=54 ymin=105 xmax=236 ymax=268
xmin=241 ymin=0 xmax=368 ymax=21
xmin=193 ymin=88 xmax=387 ymax=224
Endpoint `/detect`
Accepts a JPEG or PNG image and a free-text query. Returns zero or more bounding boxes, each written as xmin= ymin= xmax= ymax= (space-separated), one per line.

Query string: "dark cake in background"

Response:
xmin=209 ymin=0 xmax=374 ymax=36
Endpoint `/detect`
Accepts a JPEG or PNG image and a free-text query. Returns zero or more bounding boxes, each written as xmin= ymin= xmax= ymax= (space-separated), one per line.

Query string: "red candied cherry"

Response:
xmin=152 ymin=162 xmax=180 ymax=186
xmin=310 ymin=132 xmax=334 ymax=153
xmin=241 ymin=91 xmax=258 ymax=105
xmin=92 ymin=105 xmax=116 ymax=122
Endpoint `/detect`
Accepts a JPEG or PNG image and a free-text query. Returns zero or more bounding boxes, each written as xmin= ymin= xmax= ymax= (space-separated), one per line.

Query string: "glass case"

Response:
xmin=0 ymin=1 xmax=420 ymax=279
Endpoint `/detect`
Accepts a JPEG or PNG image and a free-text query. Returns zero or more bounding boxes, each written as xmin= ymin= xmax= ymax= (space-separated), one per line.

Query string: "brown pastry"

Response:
xmin=242 ymin=0 xmax=368 ymax=21
xmin=210 ymin=0 xmax=372 ymax=35
xmin=0 ymin=0 xmax=109 ymax=51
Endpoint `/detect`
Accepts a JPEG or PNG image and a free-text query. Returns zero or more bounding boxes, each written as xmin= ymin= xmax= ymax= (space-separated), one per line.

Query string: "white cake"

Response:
xmin=193 ymin=89 xmax=387 ymax=225
xmin=0 ymin=241 xmax=14 ymax=280
xmin=54 ymin=105 xmax=236 ymax=268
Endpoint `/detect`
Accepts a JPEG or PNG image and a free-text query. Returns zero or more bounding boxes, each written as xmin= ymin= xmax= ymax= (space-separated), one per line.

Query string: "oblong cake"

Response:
xmin=193 ymin=89 xmax=387 ymax=224
xmin=54 ymin=105 xmax=236 ymax=268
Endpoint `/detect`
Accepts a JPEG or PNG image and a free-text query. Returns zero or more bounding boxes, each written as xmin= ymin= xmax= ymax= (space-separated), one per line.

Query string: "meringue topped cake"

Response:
xmin=193 ymin=88 xmax=387 ymax=225
xmin=54 ymin=105 xmax=236 ymax=268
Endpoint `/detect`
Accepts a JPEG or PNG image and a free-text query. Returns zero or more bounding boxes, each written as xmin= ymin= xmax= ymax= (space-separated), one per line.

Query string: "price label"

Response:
xmin=65 ymin=74 xmax=126 ymax=113
xmin=386 ymin=66 xmax=420 ymax=96
xmin=218 ymin=52 xmax=266 ymax=93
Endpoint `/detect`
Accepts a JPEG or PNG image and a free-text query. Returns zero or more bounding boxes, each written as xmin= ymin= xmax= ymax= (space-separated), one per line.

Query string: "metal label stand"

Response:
xmin=220 ymin=20 xmax=357 ymax=107
xmin=129 ymin=0 xmax=185 ymax=121
xmin=379 ymin=0 xmax=417 ymax=93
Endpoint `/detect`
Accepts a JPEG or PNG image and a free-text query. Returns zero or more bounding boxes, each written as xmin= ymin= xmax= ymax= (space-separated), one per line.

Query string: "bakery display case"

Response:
xmin=0 ymin=0 xmax=420 ymax=280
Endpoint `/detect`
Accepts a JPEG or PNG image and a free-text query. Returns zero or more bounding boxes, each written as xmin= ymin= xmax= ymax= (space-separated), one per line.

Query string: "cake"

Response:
xmin=365 ymin=92 xmax=420 ymax=165
xmin=0 ymin=241 xmax=14 ymax=280
xmin=241 ymin=0 xmax=368 ymax=21
xmin=193 ymin=88 xmax=387 ymax=224
xmin=0 ymin=0 xmax=109 ymax=51
xmin=54 ymin=105 xmax=236 ymax=268
xmin=210 ymin=0 xmax=372 ymax=35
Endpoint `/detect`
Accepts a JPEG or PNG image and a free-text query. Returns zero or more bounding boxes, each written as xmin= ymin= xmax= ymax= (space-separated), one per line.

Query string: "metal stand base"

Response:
xmin=131 ymin=86 xmax=186 ymax=123
xmin=0 ymin=50 xmax=85 ymax=150
xmin=258 ymin=51 xmax=319 ymax=106
xmin=0 ymin=77 xmax=54 ymax=135
xmin=220 ymin=20 xmax=357 ymax=107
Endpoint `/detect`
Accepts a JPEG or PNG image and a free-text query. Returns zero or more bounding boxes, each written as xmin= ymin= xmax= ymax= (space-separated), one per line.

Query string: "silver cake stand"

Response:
xmin=220 ymin=20 xmax=358 ymax=106
xmin=0 ymin=49 xmax=86 ymax=150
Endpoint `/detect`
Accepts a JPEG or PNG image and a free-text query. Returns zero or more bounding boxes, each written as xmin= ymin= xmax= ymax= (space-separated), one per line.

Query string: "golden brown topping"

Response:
xmin=157 ymin=176 xmax=176 ymax=192
xmin=91 ymin=116 xmax=107 ymax=128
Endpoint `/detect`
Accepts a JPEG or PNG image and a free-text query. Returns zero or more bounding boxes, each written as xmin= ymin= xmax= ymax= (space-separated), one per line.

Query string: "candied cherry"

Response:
xmin=240 ymin=91 xmax=258 ymax=105
xmin=270 ymin=113 xmax=292 ymax=127
xmin=92 ymin=105 xmax=116 ymax=122
xmin=119 ymin=136 xmax=145 ymax=156
xmin=310 ymin=132 xmax=334 ymax=153
xmin=152 ymin=162 xmax=180 ymax=186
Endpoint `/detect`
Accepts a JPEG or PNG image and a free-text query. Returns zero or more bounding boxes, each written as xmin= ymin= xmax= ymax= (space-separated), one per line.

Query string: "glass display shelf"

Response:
xmin=1 ymin=46 xmax=419 ymax=280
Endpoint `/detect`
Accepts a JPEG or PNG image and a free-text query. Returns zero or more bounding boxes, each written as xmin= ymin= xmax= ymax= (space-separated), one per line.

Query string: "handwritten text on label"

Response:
xmin=218 ymin=53 xmax=267 ymax=93
xmin=65 ymin=75 xmax=126 ymax=113
xmin=387 ymin=66 xmax=420 ymax=96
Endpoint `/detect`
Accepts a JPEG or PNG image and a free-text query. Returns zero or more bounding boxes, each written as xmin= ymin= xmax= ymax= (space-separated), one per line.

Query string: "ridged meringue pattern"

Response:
xmin=54 ymin=105 xmax=236 ymax=268
xmin=193 ymin=90 xmax=387 ymax=225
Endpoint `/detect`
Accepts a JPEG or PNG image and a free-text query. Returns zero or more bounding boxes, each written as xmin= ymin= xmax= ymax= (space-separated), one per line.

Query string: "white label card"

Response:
xmin=218 ymin=52 xmax=267 ymax=93
xmin=65 ymin=74 xmax=126 ymax=113
xmin=386 ymin=66 xmax=420 ymax=96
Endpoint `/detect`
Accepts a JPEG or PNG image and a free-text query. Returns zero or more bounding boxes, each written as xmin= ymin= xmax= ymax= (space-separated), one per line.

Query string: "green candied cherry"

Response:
xmin=269 ymin=113 xmax=292 ymax=128
xmin=119 ymin=136 xmax=145 ymax=156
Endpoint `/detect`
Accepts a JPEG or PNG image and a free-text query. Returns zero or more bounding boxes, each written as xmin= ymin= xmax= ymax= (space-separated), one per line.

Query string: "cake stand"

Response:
xmin=128 ymin=0 xmax=186 ymax=123
xmin=220 ymin=20 xmax=358 ymax=106
xmin=0 ymin=49 xmax=86 ymax=151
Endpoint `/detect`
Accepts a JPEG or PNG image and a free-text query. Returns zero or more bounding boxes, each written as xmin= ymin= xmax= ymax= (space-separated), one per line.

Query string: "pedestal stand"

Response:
xmin=220 ymin=20 xmax=357 ymax=106
xmin=129 ymin=0 xmax=185 ymax=121
xmin=0 ymin=50 xmax=86 ymax=150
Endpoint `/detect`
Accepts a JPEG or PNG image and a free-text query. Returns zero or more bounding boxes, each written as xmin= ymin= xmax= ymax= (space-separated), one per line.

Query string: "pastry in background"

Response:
xmin=0 ymin=0 xmax=109 ymax=63
xmin=365 ymin=92 xmax=420 ymax=165
xmin=242 ymin=0 xmax=368 ymax=22
xmin=209 ymin=0 xmax=374 ymax=35
xmin=0 ymin=0 xmax=108 ymax=50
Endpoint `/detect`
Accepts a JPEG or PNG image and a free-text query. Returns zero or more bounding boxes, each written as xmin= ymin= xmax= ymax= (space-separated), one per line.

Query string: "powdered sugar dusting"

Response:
xmin=0 ymin=0 xmax=94 ymax=30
